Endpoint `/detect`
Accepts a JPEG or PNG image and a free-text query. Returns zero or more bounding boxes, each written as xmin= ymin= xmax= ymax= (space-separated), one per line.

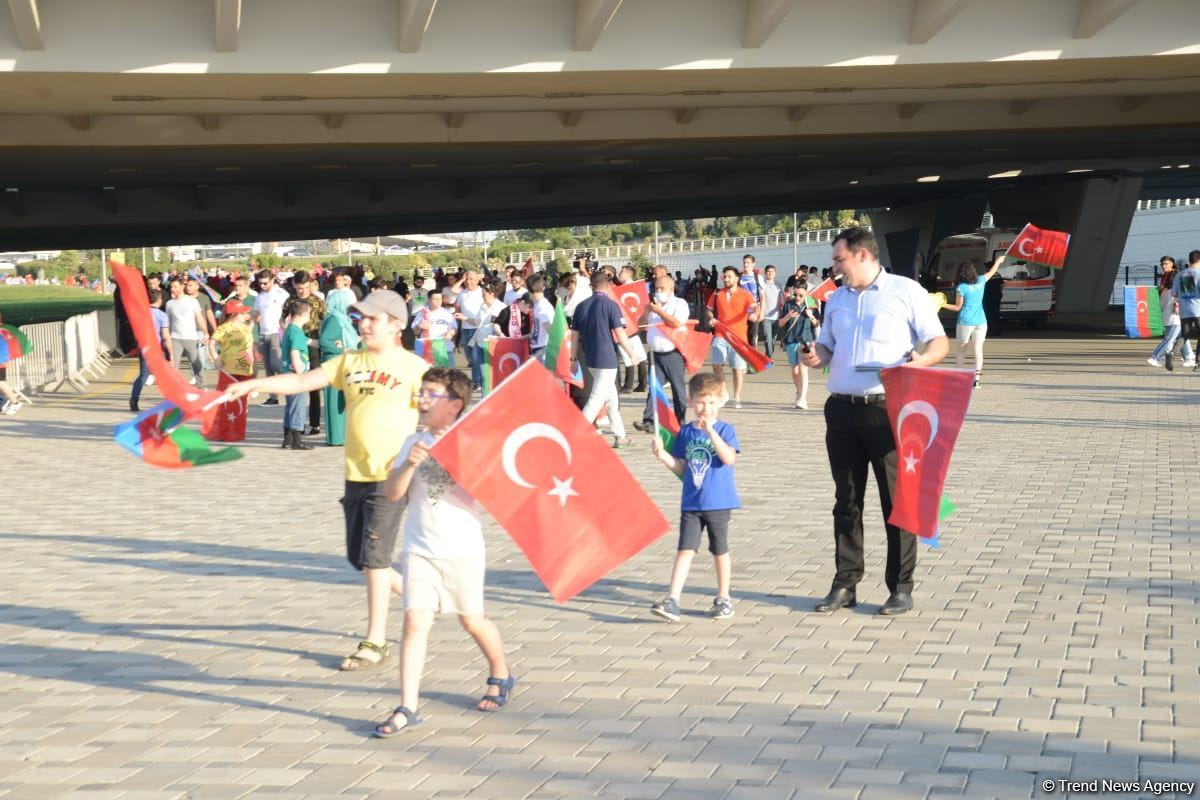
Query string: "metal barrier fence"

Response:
xmin=6 ymin=311 xmax=112 ymax=403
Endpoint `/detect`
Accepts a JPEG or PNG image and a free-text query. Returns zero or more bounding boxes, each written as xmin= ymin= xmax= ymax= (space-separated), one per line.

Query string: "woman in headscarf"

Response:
xmin=318 ymin=289 xmax=360 ymax=446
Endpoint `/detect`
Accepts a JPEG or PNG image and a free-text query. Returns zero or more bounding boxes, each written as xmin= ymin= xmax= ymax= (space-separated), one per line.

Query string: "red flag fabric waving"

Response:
xmin=429 ymin=359 xmax=671 ymax=602
xmin=603 ymin=280 xmax=649 ymax=337
xmin=880 ymin=365 xmax=974 ymax=539
xmin=521 ymin=258 xmax=535 ymax=279
xmin=111 ymin=261 xmax=223 ymax=433
xmin=1006 ymin=223 xmax=1070 ymax=269
xmin=486 ymin=336 xmax=530 ymax=393
xmin=810 ymin=278 xmax=838 ymax=303
xmin=655 ymin=321 xmax=712 ymax=374
xmin=711 ymin=318 xmax=772 ymax=373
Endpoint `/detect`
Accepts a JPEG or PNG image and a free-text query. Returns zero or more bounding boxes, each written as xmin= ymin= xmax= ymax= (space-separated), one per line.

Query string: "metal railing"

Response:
xmin=6 ymin=310 xmax=112 ymax=403
xmin=507 ymin=226 xmax=859 ymax=265
xmin=1109 ymin=263 xmax=1162 ymax=306
xmin=1135 ymin=198 xmax=1200 ymax=211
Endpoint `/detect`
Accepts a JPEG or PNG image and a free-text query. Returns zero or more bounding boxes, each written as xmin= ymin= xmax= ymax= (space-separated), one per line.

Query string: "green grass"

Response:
xmin=0 ymin=285 xmax=114 ymax=326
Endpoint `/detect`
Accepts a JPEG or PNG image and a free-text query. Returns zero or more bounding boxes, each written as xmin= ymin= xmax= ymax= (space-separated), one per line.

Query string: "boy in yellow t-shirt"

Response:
xmin=206 ymin=299 xmax=255 ymax=442
xmin=224 ymin=290 xmax=428 ymax=671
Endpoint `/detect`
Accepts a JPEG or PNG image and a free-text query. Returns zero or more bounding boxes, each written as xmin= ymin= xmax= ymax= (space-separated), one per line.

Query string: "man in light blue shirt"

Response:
xmin=803 ymin=227 xmax=949 ymax=616
xmin=1171 ymin=249 xmax=1200 ymax=369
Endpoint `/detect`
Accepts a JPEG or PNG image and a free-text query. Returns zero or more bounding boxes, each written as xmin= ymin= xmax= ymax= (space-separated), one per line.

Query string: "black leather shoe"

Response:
xmin=814 ymin=587 xmax=857 ymax=613
xmin=878 ymin=592 xmax=913 ymax=616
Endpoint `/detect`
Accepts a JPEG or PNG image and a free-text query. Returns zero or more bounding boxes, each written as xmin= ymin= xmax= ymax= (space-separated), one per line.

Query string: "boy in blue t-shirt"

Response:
xmin=649 ymin=372 xmax=740 ymax=621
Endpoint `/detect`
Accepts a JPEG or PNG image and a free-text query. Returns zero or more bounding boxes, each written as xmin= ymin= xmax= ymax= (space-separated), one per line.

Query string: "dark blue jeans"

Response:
xmin=130 ymin=355 xmax=150 ymax=405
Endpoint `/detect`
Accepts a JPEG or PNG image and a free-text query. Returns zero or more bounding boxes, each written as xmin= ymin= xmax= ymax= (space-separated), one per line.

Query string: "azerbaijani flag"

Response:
xmin=114 ymin=401 xmax=243 ymax=470
xmin=415 ymin=338 xmax=455 ymax=367
xmin=650 ymin=370 xmax=680 ymax=451
xmin=541 ymin=300 xmax=583 ymax=387
xmin=1124 ymin=286 xmax=1163 ymax=338
xmin=0 ymin=324 xmax=32 ymax=364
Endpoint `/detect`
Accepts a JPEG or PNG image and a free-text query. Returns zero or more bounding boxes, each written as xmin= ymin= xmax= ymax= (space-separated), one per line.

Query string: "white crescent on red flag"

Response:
xmin=603 ymin=280 xmax=649 ymax=338
xmin=1005 ymin=223 xmax=1070 ymax=269
xmin=880 ymin=365 xmax=973 ymax=539
xmin=111 ymin=261 xmax=223 ymax=433
xmin=429 ymin=359 xmax=671 ymax=602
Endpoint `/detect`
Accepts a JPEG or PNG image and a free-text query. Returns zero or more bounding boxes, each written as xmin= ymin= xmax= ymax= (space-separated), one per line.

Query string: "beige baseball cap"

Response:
xmin=350 ymin=290 xmax=409 ymax=327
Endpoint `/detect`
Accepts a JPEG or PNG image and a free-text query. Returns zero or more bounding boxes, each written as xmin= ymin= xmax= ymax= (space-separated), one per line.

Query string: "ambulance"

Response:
xmin=927 ymin=229 xmax=1055 ymax=329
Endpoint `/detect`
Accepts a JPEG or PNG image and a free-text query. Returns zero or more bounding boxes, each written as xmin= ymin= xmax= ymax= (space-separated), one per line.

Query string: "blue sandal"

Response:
xmin=477 ymin=675 xmax=516 ymax=711
xmin=372 ymin=705 xmax=424 ymax=738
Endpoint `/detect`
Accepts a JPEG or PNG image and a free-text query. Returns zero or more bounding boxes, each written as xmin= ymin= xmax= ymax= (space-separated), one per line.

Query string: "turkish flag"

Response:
xmin=603 ymin=280 xmax=649 ymax=338
xmin=810 ymin=278 xmax=838 ymax=303
xmin=1006 ymin=223 xmax=1070 ymax=269
xmin=487 ymin=336 xmax=529 ymax=393
xmin=111 ymin=261 xmax=222 ymax=433
xmin=654 ymin=321 xmax=713 ymax=373
xmin=711 ymin=319 xmax=772 ymax=373
xmin=521 ymin=258 xmax=535 ymax=279
xmin=880 ymin=365 xmax=974 ymax=539
xmin=429 ymin=359 xmax=671 ymax=602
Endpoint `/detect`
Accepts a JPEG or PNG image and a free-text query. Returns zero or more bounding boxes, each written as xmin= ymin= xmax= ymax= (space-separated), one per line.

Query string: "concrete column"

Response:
xmin=870 ymin=197 xmax=987 ymax=278
xmin=989 ymin=176 xmax=1143 ymax=313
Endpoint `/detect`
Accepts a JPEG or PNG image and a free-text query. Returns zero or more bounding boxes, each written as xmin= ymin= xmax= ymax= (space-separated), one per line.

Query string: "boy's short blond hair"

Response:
xmin=688 ymin=372 xmax=724 ymax=398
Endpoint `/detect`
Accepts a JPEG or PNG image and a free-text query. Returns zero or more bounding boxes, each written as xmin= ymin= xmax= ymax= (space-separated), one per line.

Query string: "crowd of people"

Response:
xmin=108 ymin=228 xmax=955 ymax=735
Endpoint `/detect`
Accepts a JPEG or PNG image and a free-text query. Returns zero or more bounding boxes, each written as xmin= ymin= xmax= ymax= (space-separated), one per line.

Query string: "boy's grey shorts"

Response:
xmin=342 ymin=480 xmax=406 ymax=570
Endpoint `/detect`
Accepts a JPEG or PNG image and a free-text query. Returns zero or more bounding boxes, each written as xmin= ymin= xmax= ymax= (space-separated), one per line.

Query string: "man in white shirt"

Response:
xmin=503 ymin=272 xmax=527 ymax=305
xmin=451 ymin=269 xmax=486 ymax=390
xmin=634 ymin=274 xmax=691 ymax=433
xmin=252 ymin=270 xmax=291 ymax=405
xmin=412 ymin=291 xmax=458 ymax=363
xmin=758 ymin=264 xmax=783 ymax=360
xmin=164 ymin=277 xmax=207 ymax=387
xmin=803 ymin=227 xmax=948 ymax=617
xmin=526 ymin=275 xmax=556 ymax=355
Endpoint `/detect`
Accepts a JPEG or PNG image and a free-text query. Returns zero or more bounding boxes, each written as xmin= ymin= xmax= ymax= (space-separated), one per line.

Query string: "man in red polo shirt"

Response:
xmin=705 ymin=266 xmax=756 ymax=408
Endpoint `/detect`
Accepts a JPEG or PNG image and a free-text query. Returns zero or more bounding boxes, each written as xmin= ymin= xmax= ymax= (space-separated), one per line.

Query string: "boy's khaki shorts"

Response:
xmin=402 ymin=552 xmax=486 ymax=616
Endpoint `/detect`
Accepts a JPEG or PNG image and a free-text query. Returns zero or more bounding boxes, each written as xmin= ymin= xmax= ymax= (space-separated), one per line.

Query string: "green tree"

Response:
xmin=836 ymin=209 xmax=857 ymax=228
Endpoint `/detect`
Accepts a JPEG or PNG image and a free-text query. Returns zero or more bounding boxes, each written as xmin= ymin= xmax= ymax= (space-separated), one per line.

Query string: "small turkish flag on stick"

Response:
xmin=429 ymin=359 xmax=671 ymax=602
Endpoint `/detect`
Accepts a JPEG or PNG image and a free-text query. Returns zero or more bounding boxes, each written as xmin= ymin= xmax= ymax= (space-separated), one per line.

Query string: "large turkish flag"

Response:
xmin=1006 ymin=223 xmax=1070 ymax=269
xmin=880 ymin=365 xmax=974 ymax=539
xmin=603 ymin=280 xmax=649 ymax=337
xmin=429 ymin=359 xmax=671 ymax=602
xmin=111 ymin=261 xmax=222 ymax=433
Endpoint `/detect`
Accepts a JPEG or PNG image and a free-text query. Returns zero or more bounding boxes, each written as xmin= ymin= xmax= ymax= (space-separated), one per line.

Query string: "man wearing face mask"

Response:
xmin=634 ymin=274 xmax=690 ymax=433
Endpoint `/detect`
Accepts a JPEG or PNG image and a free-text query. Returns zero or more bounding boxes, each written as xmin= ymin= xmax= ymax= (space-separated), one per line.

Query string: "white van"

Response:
xmin=926 ymin=229 xmax=1055 ymax=329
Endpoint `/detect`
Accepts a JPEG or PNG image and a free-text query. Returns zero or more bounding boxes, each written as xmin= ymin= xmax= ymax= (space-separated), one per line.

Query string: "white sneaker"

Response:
xmin=734 ymin=400 xmax=743 ymax=409
xmin=146 ymin=374 xmax=156 ymax=385
xmin=1147 ymin=357 xmax=1163 ymax=368
xmin=1185 ymin=360 xmax=1197 ymax=368
xmin=795 ymin=398 xmax=808 ymax=410
xmin=2 ymin=401 xmax=20 ymax=415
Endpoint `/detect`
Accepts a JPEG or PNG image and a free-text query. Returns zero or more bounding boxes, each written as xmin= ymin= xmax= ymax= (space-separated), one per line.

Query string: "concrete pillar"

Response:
xmin=871 ymin=197 xmax=987 ymax=278
xmin=988 ymin=176 xmax=1143 ymax=313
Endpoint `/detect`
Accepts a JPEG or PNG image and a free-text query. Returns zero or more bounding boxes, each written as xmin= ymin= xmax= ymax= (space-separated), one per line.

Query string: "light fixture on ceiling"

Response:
xmin=1161 ymin=165 xmax=1174 ymax=169
xmin=848 ymin=179 xmax=859 ymax=185
xmin=1179 ymin=164 xmax=1191 ymax=169
xmin=917 ymin=175 xmax=940 ymax=183
xmin=1067 ymin=168 xmax=1093 ymax=173
xmin=988 ymin=170 xmax=1022 ymax=179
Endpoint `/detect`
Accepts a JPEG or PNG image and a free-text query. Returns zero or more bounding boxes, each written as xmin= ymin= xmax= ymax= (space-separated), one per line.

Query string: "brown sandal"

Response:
xmin=340 ymin=640 xmax=388 ymax=671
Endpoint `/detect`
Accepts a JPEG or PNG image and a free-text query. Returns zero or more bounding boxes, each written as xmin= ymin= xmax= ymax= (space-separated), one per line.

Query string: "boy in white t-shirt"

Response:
xmin=526 ymin=275 xmax=556 ymax=356
xmin=373 ymin=367 xmax=514 ymax=737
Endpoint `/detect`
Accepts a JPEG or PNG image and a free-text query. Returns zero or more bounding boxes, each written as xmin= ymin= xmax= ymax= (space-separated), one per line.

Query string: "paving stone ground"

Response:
xmin=1 ymin=328 xmax=1198 ymax=799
